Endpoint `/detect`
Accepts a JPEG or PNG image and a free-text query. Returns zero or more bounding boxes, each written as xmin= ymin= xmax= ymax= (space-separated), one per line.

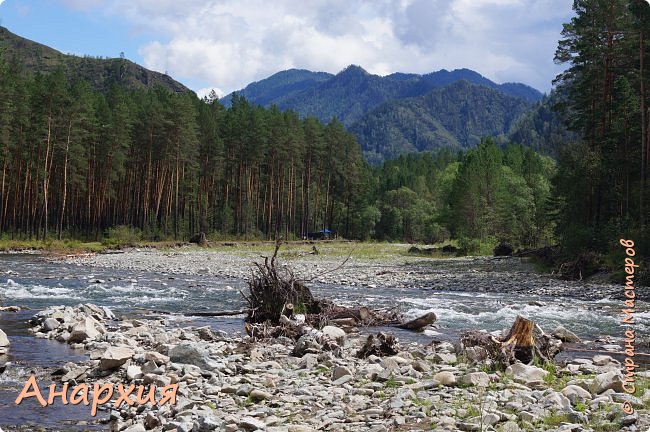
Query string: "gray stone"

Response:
xmin=433 ymin=353 xmax=457 ymax=364
xmin=287 ymin=426 xmax=317 ymax=432
xmin=460 ymin=371 xmax=490 ymax=387
xmin=501 ymin=421 xmax=519 ymax=432
xmin=196 ymin=415 xmax=224 ymax=431
xmin=552 ymin=326 xmax=581 ymax=343
xmin=539 ymin=391 xmax=572 ymax=410
xmin=561 ymin=385 xmax=592 ymax=403
xmin=465 ymin=346 xmax=488 ymax=363
xmin=42 ymin=318 xmax=61 ymax=332
xmin=332 ymin=374 xmax=354 ymax=385
xmin=122 ymin=425 xmax=146 ymax=432
xmin=331 ymin=366 xmax=352 ymax=381
xmin=240 ymin=416 xmax=266 ymax=431
xmin=592 ymin=370 xmax=625 ymax=394
xmin=322 ymin=325 xmax=346 ymax=343
xmin=168 ymin=344 xmax=219 ymax=370
xmin=505 ymin=363 xmax=548 ymax=387
xmin=0 ymin=329 xmax=9 ymax=347
xmin=293 ymin=335 xmax=321 ymax=356
xmin=592 ymin=355 xmax=618 ymax=366
xmin=126 ymin=365 xmax=143 ymax=381
xmin=98 ymin=346 xmax=135 ymax=370
xmin=68 ymin=317 xmax=102 ymax=343
xmin=145 ymin=351 xmax=170 ymax=365
xmin=621 ymin=412 xmax=638 ymax=426
xmin=482 ymin=413 xmax=500 ymax=426
xmin=433 ymin=371 xmax=456 ymax=386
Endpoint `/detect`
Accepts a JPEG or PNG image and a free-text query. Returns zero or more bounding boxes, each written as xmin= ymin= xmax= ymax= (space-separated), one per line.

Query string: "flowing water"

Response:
xmin=0 ymin=253 xmax=648 ymax=430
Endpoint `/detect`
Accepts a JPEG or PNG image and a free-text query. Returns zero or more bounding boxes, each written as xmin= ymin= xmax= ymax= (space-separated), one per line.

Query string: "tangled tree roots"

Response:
xmin=242 ymin=242 xmax=317 ymax=324
xmin=242 ymin=241 xmax=436 ymax=341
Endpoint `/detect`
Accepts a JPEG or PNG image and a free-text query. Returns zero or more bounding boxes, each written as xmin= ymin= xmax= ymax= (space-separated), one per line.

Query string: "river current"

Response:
xmin=0 ymin=253 xmax=648 ymax=430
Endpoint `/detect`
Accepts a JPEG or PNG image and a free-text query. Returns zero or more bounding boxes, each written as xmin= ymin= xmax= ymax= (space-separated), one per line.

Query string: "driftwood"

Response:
xmin=461 ymin=315 xmax=562 ymax=366
xmin=185 ymin=310 xmax=248 ymax=317
xmin=356 ymin=332 xmax=399 ymax=358
xmin=241 ymin=241 xmax=317 ymax=323
xmin=241 ymin=240 xmax=412 ymax=331
xmin=396 ymin=312 xmax=437 ymax=331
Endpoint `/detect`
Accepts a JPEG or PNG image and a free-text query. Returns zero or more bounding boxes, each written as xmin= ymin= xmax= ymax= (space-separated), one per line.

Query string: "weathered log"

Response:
xmin=395 ymin=312 xmax=437 ymax=331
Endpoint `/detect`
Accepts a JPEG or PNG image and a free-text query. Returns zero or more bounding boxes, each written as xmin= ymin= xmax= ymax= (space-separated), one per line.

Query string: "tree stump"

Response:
xmin=461 ymin=315 xmax=559 ymax=367
xmin=501 ymin=315 xmax=534 ymax=364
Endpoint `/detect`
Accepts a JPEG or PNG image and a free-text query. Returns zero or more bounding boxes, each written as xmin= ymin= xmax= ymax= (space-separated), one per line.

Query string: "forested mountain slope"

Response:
xmin=0 ymin=26 xmax=190 ymax=93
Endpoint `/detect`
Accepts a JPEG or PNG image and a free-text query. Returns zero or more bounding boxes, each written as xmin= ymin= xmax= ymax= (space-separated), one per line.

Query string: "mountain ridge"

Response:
xmin=0 ymin=26 xmax=191 ymax=94
xmin=222 ymin=66 xmax=545 ymax=164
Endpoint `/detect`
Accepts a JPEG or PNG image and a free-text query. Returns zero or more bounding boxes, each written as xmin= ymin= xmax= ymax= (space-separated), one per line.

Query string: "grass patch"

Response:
xmin=0 ymin=238 xmax=106 ymax=254
xmin=541 ymin=411 xmax=571 ymax=427
xmin=385 ymin=377 xmax=402 ymax=389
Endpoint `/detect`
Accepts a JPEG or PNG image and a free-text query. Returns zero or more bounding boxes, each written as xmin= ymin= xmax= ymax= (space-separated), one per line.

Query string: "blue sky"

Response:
xmin=0 ymin=0 xmax=574 ymax=97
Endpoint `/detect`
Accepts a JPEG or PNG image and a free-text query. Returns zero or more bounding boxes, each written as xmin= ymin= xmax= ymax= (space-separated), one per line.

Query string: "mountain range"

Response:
xmin=1 ymin=26 xmax=569 ymax=164
xmin=222 ymin=65 xmax=556 ymax=163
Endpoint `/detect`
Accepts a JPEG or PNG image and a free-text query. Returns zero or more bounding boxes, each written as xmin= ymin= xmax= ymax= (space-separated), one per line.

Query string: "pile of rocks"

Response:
xmin=26 ymin=304 xmax=650 ymax=432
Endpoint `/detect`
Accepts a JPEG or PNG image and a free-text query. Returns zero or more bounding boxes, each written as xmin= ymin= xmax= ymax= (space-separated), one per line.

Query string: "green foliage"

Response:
xmin=553 ymin=1 xmax=650 ymax=258
xmin=102 ymin=225 xmax=142 ymax=247
xmin=0 ymin=29 xmax=557 ymax=249
xmin=0 ymin=27 xmax=189 ymax=94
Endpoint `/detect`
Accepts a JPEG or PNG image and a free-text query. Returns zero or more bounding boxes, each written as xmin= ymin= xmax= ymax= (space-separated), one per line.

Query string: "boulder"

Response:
xmin=460 ymin=371 xmax=490 ymax=387
xmin=126 ymin=365 xmax=143 ymax=381
xmin=239 ymin=417 xmax=266 ymax=431
xmin=293 ymin=335 xmax=321 ymax=357
xmin=561 ymin=384 xmax=592 ymax=403
xmin=592 ymin=370 xmax=625 ymax=394
xmin=332 ymin=366 xmax=353 ymax=381
xmin=68 ymin=317 xmax=102 ymax=343
xmin=592 ymin=355 xmax=618 ymax=366
xmin=99 ymin=346 xmax=135 ymax=370
xmin=505 ymin=363 xmax=548 ymax=387
xmin=433 ymin=371 xmax=456 ymax=386
xmin=552 ymin=326 xmax=581 ymax=343
xmin=168 ymin=344 xmax=219 ymax=370
xmin=42 ymin=318 xmax=61 ymax=332
xmin=539 ymin=391 xmax=572 ymax=410
xmin=322 ymin=325 xmax=346 ymax=343
xmin=0 ymin=329 xmax=9 ymax=347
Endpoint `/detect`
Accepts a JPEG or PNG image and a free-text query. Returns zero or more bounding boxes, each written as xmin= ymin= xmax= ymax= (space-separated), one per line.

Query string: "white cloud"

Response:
xmin=90 ymin=0 xmax=573 ymax=93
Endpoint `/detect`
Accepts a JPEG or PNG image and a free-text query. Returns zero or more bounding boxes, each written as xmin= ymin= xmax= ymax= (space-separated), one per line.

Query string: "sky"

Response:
xmin=0 ymin=0 xmax=574 ymax=98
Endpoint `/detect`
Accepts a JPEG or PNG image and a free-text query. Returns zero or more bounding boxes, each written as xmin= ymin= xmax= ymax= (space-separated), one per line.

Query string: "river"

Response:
xmin=0 ymin=252 xmax=648 ymax=430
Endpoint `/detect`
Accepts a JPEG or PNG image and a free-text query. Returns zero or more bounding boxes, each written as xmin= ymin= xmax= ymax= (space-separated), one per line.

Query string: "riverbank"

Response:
xmin=2 ymin=303 xmax=647 ymax=432
xmin=63 ymin=244 xmax=633 ymax=302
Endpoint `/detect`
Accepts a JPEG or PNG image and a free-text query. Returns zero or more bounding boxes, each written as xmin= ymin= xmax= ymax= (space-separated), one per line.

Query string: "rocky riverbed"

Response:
xmin=1 ymin=246 xmax=649 ymax=431
xmin=2 ymin=302 xmax=647 ymax=432
xmin=64 ymin=246 xmax=635 ymax=301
